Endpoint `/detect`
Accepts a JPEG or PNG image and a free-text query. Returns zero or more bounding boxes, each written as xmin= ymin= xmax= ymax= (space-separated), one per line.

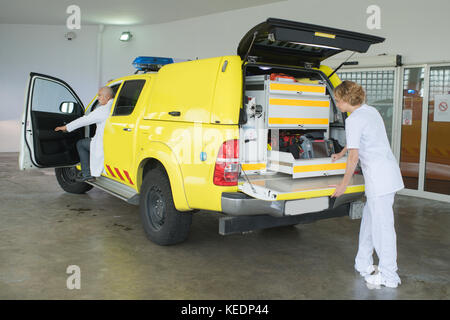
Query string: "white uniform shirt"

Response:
xmin=345 ymin=104 xmax=404 ymax=197
xmin=66 ymin=99 xmax=113 ymax=177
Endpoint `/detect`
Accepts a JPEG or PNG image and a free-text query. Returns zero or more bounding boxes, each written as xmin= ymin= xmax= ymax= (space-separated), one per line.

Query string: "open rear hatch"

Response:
xmin=238 ymin=17 xmax=385 ymax=67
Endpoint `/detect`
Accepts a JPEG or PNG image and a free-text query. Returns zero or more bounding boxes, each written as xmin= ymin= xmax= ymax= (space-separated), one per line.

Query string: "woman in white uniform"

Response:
xmin=331 ymin=80 xmax=404 ymax=288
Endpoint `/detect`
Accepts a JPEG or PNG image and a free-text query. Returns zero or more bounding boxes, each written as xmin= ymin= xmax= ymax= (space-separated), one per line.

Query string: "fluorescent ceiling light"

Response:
xmin=120 ymin=31 xmax=133 ymax=42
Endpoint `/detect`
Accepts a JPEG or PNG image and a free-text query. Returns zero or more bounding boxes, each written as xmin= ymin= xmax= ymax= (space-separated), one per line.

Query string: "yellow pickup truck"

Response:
xmin=19 ymin=18 xmax=384 ymax=245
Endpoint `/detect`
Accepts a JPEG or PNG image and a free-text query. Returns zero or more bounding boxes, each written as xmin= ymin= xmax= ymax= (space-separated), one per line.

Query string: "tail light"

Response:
xmin=213 ymin=139 xmax=239 ymax=186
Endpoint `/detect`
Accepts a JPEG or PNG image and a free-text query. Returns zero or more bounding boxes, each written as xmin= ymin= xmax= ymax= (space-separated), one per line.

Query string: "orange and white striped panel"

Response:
xmin=269 ymin=82 xmax=326 ymax=96
xmin=292 ymin=161 xmax=346 ymax=179
xmin=241 ymin=162 xmax=266 ymax=173
xmin=268 ymin=96 xmax=330 ymax=129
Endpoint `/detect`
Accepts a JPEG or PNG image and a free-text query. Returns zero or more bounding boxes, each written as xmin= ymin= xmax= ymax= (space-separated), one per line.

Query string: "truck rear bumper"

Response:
xmin=221 ymin=191 xmax=364 ymax=218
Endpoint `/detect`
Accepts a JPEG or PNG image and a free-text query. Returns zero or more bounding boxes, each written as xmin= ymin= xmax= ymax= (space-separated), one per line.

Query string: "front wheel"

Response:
xmin=139 ymin=167 xmax=192 ymax=245
xmin=55 ymin=167 xmax=93 ymax=194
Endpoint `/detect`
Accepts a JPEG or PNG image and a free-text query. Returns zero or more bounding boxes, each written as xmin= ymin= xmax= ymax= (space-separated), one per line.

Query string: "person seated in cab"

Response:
xmin=55 ymin=86 xmax=114 ymax=182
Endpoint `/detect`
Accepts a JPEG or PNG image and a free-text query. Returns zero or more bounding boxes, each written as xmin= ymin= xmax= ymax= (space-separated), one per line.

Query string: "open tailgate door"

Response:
xmin=238 ymin=18 xmax=385 ymax=67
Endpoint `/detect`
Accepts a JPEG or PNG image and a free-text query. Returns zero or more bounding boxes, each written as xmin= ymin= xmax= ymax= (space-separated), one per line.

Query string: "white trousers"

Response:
xmin=355 ymin=192 xmax=401 ymax=284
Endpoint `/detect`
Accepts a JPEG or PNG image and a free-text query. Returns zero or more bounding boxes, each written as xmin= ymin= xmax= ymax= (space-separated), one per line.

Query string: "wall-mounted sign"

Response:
xmin=434 ymin=95 xmax=450 ymax=122
xmin=402 ymin=109 xmax=412 ymax=125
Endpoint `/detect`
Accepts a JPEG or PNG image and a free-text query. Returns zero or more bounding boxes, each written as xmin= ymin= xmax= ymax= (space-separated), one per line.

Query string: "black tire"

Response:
xmin=139 ymin=167 xmax=192 ymax=245
xmin=55 ymin=167 xmax=93 ymax=194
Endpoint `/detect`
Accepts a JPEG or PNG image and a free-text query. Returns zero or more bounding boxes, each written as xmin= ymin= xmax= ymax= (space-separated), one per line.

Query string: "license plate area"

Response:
xmin=284 ymin=196 xmax=329 ymax=216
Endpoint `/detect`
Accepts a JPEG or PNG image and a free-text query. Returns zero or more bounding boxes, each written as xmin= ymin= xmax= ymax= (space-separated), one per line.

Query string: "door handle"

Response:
xmin=168 ymin=111 xmax=181 ymax=117
xmin=123 ymin=128 xmax=132 ymax=132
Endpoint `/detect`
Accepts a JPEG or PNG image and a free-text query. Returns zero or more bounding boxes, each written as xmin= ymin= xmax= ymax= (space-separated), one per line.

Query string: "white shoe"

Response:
xmin=365 ymin=273 xmax=400 ymax=288
xmin=357 ymin=265 xmax=378 ymax=277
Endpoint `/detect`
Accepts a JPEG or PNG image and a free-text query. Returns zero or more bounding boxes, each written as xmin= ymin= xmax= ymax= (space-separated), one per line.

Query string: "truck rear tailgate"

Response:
xmin=238 ymin=172 xmax=364 ymax=201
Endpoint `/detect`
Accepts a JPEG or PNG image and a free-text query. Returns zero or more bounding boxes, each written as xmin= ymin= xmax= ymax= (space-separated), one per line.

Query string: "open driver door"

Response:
xmin=19 ymin=73 xmax=85 ymax=170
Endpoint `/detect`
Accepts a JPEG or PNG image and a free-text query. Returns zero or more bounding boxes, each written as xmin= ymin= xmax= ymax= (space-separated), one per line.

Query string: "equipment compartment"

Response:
xmin=268 ymin=128 xmax=346 ymax=178
xmin=241 ymin=69 xmax=346 ymax=179
xmin=268 ymin=150 xmax=346 ymax=178
xmin=240 ymin=81 xmax=268 ymax=175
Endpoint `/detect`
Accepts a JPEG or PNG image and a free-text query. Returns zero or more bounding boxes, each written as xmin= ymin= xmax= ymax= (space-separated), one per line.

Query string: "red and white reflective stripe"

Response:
xmin=105 ymin=164 xmax=134 ymax=185
xmin=114 ymin=167 xmax=125 ymax=181
xmin=106 ymin=164 xmax=116 ymax=177
xmin=123 ymin=170 xmax=134 ymax=185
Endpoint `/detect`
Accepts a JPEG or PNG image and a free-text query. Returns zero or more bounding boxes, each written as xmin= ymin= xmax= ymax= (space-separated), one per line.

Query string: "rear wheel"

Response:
xmin=55 ymin=167 xmax=93 ymax=194
xmin=139 ymin=167 xmax=192 ymax=245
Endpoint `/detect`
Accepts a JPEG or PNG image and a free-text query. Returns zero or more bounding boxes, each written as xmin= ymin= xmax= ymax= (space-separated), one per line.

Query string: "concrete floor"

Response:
xmin=0 ymin=152 xmax=449 ymax=300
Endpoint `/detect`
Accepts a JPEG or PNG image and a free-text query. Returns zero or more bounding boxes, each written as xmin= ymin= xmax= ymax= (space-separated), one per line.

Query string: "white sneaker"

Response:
xmin=365 ymin=273 xmax=400 ymax=288
xmin=357 ymin=265 xmax=378 ymax=277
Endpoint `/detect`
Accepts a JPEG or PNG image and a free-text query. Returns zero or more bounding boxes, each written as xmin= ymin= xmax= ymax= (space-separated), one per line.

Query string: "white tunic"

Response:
xmin=66 ymin=99 xmax=113 ymax=177
xmin=345 ymin=104 xmax=404 ymax=197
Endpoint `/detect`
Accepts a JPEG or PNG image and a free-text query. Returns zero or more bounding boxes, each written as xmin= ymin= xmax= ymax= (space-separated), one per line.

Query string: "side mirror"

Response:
xmin=60 ymin=101 xmax=76 ymax=113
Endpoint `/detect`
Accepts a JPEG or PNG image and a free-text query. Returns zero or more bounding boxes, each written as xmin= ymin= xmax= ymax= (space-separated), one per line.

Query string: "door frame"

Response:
xmin=393 ymin=63 xmax=450 ymax=203
xmin=338 ymin=63 xmax=450 ymax=203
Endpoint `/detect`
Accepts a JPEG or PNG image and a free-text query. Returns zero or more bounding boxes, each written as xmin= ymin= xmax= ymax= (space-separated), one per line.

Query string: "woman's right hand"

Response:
xmin=331 ymin=146 xmax=347 ymax=162
xmin=331 ymin=152 xmax=343 ymax=162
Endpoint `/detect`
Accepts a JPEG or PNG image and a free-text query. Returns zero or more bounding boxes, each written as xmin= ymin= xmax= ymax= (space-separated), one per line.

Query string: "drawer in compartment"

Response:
xmin=267 ymin=94 xmax=330 ymax=129
xmin=267 ymin=150 xmax=347 ymax=178
xmin=269 ymin=81 xmax=327 ymax=96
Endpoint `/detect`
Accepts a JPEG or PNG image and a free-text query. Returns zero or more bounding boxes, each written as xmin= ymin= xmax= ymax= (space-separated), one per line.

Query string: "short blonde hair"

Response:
xmin=334 ymin=80 xmax=366 ymax=106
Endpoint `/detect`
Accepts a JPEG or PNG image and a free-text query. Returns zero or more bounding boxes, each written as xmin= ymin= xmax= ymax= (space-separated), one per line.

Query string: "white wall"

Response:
xmin=1 ymin=0 xmax=450 ymax=152
xmin=100 ymin=0 xmax=450 ymax=83
xmin=0 ymin=24 xmax=99 ymax=152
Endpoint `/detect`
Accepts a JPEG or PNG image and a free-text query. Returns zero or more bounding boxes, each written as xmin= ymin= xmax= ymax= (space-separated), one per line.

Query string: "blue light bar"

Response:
xmin=132 ymin=56 xmax=174 ymax=71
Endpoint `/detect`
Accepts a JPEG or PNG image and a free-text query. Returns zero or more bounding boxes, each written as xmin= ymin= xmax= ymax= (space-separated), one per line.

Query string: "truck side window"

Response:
xmin=31 ymin=78 xmax=83 ymax=116
xmin=112 ymin=80 xmax=145 ymax=116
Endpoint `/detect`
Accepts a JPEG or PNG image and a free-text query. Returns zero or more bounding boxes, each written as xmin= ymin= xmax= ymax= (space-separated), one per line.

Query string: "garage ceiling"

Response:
xmin=0 ymin=0 xmax=284 ymax=25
